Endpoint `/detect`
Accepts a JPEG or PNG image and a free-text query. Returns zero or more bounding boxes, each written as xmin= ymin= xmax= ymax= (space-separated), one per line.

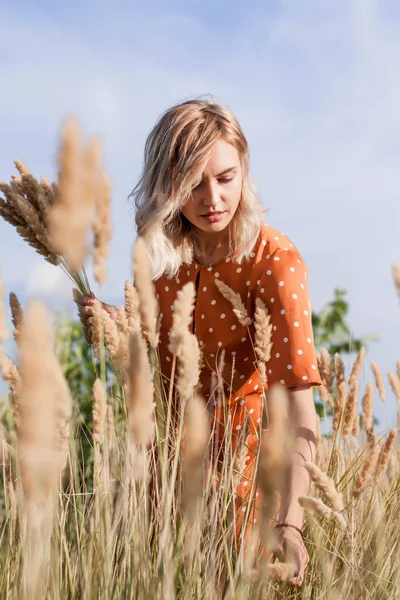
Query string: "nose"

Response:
xmin=201 ymin=180 xmax=221 ymax=209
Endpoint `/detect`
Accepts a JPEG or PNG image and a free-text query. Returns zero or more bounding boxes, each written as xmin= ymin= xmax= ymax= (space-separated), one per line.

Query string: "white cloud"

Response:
xmin=25 ymin=261 xmax=74 ymax=305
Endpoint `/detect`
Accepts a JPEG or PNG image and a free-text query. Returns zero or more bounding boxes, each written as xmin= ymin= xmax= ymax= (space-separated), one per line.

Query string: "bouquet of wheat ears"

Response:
xmin=0 ymin=117 xmax=112 ymax=297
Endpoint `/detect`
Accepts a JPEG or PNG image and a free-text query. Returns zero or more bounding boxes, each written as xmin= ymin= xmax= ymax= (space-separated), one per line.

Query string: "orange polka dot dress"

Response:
xmin=154 ymin=221 xmax=322 ymax=544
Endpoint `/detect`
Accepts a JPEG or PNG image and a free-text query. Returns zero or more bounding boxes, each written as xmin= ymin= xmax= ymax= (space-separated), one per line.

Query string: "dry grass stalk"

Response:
xmin=92 ymin=379 xmax=107 ymax=445
xmin=168 ymin=282 xmax=196 ymax=355
xmin=375 ymin=429 xmax=397 ymax=479
xmin=353 ymin=443 xmax=380 ymax=500
xmin=254 ymin=298 xmax=273 ymax=380
xmin=334 ymin=353 xmax=346 ymax=387
xmin=396 ymin=360 xmax=400 ymax=381
xmin=332 ymin=381 xmax=347 ymax=431
xmin=317 ymin=348 xmax=334 ymax=393
xmin=361 ymin=382 xmax=374 ymax=434
xmin=17 ymin=301 xmax=71 ymax=598
xmin=299 ymin=495 xmax=347 ymax=529
xmin=342 ymin=381 xmax=360 ymax=438
xmin=248 ymin=562 xmax=296 ymax=584
xmin=48 ymin=118 xmax=102 ymax=272
xmin=393 ymin=263 xmax=400 ymax=300
xmin=125 ymin=330 xmax=155 ymax=450
xmin=348 ymin=347 xmax=366 ymax=386
xmin=371 ymin=361 xmax=386 ymax=402
xmin=387 ymin=371 xmax=400 ymax=401
xmin=304 ymin=462 xmax=344 ymax=512
xmin=9 ymin=292 xmax=24 ymax=344
xmin=183 ymin=394 xmax=209 ymax=521
xmin=93 ymin=172 xmax=113 ymax=284
xmin=214 ymin=279 xmax=252 ymax=327
xmin=133 ymin=237 xmax=159 ymax=347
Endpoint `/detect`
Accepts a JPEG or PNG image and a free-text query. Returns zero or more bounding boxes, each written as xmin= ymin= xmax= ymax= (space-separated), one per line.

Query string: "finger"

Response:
xmin=289 ymin=575 xmax=304 ymax=587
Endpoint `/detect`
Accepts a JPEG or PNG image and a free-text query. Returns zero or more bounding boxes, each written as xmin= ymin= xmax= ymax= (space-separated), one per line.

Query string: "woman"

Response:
xmin=76 ymin=99 xmax=322 ymax=587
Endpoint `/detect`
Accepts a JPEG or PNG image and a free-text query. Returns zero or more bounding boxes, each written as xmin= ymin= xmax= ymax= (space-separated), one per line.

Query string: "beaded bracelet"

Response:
xmin=275 ymin=523 xmax=304 ymax=538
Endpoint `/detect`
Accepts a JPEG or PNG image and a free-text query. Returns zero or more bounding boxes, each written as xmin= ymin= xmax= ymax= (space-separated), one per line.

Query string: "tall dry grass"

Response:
xmin=0 ymin=125 xmax=400 ymax=599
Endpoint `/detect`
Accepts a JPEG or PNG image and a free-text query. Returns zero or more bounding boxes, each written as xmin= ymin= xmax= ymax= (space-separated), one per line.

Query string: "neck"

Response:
xmin=192 ymin=227 xmax=230 ymax=264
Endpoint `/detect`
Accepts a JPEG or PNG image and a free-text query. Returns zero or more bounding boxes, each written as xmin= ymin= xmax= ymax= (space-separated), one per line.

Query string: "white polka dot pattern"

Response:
xmin=154 ymin=222 xmax=322 ymax=404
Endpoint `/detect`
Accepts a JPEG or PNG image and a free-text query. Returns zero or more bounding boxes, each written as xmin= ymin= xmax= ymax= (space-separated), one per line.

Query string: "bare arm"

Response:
xmin=277 ymin=383 xmax=317 ymax=528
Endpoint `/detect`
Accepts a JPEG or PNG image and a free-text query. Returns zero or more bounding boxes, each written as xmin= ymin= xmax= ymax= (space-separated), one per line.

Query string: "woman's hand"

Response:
xmin=272 ymin=526 xmax=309 ymax=587
xmin=73 ymin=290 xmax=118 ymax=344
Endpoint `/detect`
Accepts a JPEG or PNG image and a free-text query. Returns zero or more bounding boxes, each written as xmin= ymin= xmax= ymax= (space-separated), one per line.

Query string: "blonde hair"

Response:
xmin=131 ymin=98 xmax=266 ymax=280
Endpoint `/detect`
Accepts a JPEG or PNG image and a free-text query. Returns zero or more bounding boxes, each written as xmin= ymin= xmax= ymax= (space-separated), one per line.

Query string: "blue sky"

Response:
xmin=0 ymin=0 xmax=399 ymax=432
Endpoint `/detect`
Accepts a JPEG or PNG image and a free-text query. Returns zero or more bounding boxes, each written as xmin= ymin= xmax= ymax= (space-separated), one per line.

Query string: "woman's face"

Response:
xmin=181 ymin=139 xmax=243 ymax=234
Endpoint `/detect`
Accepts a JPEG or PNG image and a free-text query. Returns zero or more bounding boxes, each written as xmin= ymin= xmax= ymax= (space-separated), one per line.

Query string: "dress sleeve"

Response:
xmin=257 ymin=248 xmax=322 ymax=389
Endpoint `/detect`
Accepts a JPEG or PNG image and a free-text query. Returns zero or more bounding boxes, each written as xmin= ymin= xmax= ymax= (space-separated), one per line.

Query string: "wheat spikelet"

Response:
xmin=168 ymin=282 xmax=196 ymax=355
xmin=124 ymin=280 xmax=141 ymax=332
xmin=233 ymin=439 xmax=250 ymax=491
xmin=92 ymin=379 xmax=106 ymax=445
xmin=13 ymin=158 xmax=30 ymax=177
xmin=332 ymin=381 xmax=347 ymax=431
xmin=319 ymin=383 xmax=334 ymax=408
xmin=351 ymin=411 xmax=360 ymax=437
xmin=304 ymin=461 xmax=344 ymax=512
xmin=334 ymin=353 xmax=346 ymax=387
xmin=0 ymin=342 xmax=21 ymax=434
xmin=125 ymin=330 xmax=155 ymax=449
xmin=393 ymin=263 xmax=400 ymax=300
xmin=375 ymin=429 xmax=397 ymax=479
xmin=93 ymin=172 xmax=113 ymax=284
xmin=342 ymin=381 xmax=359 ymax=438
xmin=299 ymin=495 xmax=347 ymax=529
xmin=387 ymin=371 xmax=400 ymax=401
xmin=371 ymin=361 xmax=386 ymax=402
xmin=254 ymin=298 xmax=273 ymax=375
xmin=349 ymin=347 xmax=366 ymax=386
xmin=116 ymin=305 xmax=129 ymax=336
xmin=133 ymin=237 xmax=159 ymax=347
xmin=183 ymin=394 xmax=209 ymax=521
xmin=214 ymin=279 xmax=252 ymax=327
xmin=0 ymin=265 xmax=9 ymax=343
xmin=16 ymin=224 xmax=59 ymax=265
xmin=107 ymin=405 xmax=115 ymax=451
xmin=9 ymin=291 xmax=23 ymax=344
xmin=361 ymin=382 xmax=374 ymax=434
xmin=317 ymin=348 xmax=334 ymax=393
xmin=17 ymin=301 xmax=71 ymax=598
xmin=48 ymin=117 xmax=100 ymax=271
xmin=353 ymin=443 xmax=380 ymax=500
xmin=176 ymin=330 xmax=201 ymax=400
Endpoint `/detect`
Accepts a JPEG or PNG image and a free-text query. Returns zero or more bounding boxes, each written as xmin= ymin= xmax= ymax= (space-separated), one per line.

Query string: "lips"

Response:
xmin=201 ymin=211 xmax=225 ymax=217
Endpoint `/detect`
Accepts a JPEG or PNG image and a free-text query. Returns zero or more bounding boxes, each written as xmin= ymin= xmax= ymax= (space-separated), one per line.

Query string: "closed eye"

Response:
xmin=218 ymin=177 xmax=233 ymax=184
